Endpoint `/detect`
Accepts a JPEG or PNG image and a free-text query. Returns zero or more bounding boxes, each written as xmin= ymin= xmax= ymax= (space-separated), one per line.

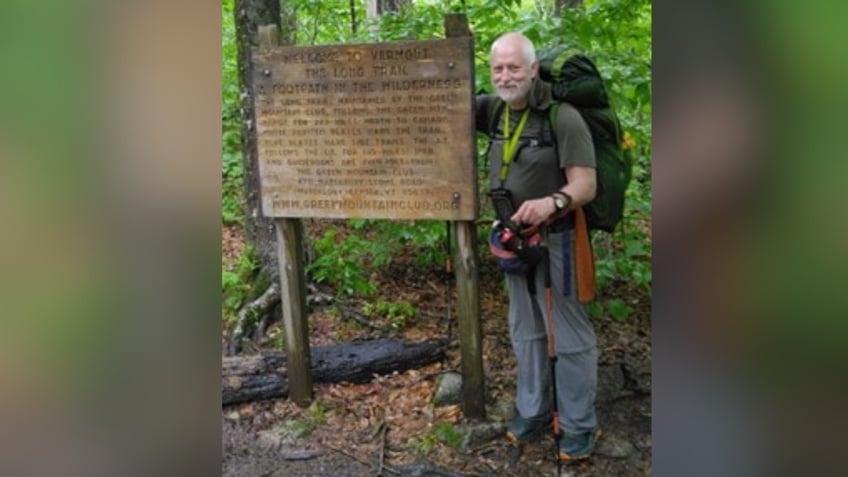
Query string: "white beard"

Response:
xmin=494 ymin=78 xmax=533 ymax=104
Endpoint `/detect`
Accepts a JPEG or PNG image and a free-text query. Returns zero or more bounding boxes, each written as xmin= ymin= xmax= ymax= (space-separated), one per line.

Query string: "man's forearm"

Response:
xmin=557 ymin=166 xmax=597 ymax=209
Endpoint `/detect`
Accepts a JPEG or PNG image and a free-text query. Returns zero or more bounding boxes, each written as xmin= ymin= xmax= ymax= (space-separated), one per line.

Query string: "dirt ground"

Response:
xmin=223 ymin=393 xmax=650 ymax=477
xmin=222 ymin=224 xmax=651 ymax=476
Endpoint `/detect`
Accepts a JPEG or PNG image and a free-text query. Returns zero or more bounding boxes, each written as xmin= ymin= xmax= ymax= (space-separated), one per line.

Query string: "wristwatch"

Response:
xmin=552 ymin=192 xmax=570 ymax=212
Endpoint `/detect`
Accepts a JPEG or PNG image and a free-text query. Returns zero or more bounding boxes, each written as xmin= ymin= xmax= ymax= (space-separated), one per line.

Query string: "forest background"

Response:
xmin=221 ymin=0 xmax=652 ymax=327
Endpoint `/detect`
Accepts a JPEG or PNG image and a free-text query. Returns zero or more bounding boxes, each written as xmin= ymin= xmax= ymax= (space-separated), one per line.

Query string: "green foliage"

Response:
xmin=586 ymin=301 xmax=603 ymax=319
xmin=308 ymin=220 xmax=447 ymax=296
xmin=363 ymin=3 xmax=445 ymax=42
xmin=221 ymin=0 xmax=652 ymax=317
xmin=432 ymin=421 xmax=464 ymax=449
xmin=592 ymin=201 xmax=652 ymax=321
xmin=594 ymin=230 xmax=652 ymax=294
xmin=267 ymin=324 xmax=286 ymax=348
xmin=413 ymin=421 xmax=463 ymax=455
xmin=362 ymin=298 xmax=417 ymax=330
xmin=222 ymin=246 xmax=259 ymax=325
xmin=308 ymin=399 xmax=328 ymax=423
xmin=222 ymin=0 xmax=239 ymax=129
xmin=413 ymin=431 xmax=438 ymax=455
xmin=393 ymin=221 xmax=448 ymax=267
xmin=606 ymin=297 xmax=632 ymax=322
xmin=222 ymin=148 xmax=244 ymax=225
xmin=308 ymin=228 xmax=379 ymax=296
xmin=222 ymin=0 xmax=244 ymax=224
xmin=291 ymin=0 xmax=360 ymax=45
xmin=281 ymin=401 xmax=328 ymax=440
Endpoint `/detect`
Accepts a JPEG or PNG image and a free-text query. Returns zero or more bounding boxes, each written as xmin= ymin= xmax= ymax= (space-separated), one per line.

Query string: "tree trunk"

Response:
xmin=366 ymin=0 xmax=379 ymax=19
xmin=380 ymin=0 xmax=411 ymax=13
xmin=234 ymin=0 xmax=284 ymax=280
xmin=555 ymin=0 xmax=583 ymax=15
xmin=367 ymin=0 xmax=410 ymax=19
xmin=365 ymin=0 xmax=412 ymax=37
xmin=281 ymin=1 xmax=297 ymax=45
xmin=222 ymin=339 xmax=448 ymax=406
xmin=350 ymin=0 xmax=357 ymax=35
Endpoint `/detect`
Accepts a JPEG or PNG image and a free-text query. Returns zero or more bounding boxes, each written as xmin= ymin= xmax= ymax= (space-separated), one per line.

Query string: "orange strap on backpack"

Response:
xmin=574 ymin=206 xmax=595 ymax=303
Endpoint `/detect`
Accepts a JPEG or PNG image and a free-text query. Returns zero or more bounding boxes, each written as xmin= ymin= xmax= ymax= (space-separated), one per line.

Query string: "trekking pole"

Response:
xmin=541 ymin=227 xmax=562 ymax=477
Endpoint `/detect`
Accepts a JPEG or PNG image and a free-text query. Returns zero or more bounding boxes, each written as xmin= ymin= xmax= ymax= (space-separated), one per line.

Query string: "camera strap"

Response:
xmin=498 ymin=107 xmax=530 ymax=185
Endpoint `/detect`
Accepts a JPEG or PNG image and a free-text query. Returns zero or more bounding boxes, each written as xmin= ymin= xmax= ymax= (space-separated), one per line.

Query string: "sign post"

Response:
xmin=258 ymin=25 xmax=313 ymax=407
xmin=251 ymin=16 xmax=483 ymax=416
xmin=444 ymin=13 xmax=485 ymax=420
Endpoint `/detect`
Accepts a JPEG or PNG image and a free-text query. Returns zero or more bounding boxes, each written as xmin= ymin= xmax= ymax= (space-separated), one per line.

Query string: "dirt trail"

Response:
xmin=222 ymin=225 xmax=651 ymax=476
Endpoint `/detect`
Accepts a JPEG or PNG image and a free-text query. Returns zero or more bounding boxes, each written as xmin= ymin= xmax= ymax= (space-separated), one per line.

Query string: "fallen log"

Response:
xmin=222 ymin=339 xmax=448 ymax=406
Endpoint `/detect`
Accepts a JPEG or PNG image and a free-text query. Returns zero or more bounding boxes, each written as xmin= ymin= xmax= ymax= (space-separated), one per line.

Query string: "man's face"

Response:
xmin=490 ymin=43 xmax=537 ymax=104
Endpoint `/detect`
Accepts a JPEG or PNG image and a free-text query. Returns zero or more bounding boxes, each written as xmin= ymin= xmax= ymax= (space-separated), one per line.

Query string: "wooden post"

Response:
xmin=445 ymin=13 xmax=485 ymax=420
xmin=259 ymin=23 xmax=313 ymax=406
xmin=274 ymin=218 xmax=312 ymax=406
xmin=453 ymin=220 xmax=485 ymax=419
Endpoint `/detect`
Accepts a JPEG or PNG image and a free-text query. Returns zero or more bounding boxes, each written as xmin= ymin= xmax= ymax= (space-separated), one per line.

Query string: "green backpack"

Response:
xmin=538 ymin=47 xmax=633 ymax=233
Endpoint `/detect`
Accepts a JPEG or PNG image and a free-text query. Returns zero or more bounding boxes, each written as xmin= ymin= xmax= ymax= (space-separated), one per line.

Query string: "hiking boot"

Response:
xmin=558 ymin=428 xmax=602 ymax=461
xmin=505 ymin=414 xmax=551 ymax=444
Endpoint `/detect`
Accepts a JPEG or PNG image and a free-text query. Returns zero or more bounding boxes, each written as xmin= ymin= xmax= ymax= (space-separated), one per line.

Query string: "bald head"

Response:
xmin=490 ymin=32 xmax=536 ymax=66
xmin=489 ymin=32 xmax=538 ymax=108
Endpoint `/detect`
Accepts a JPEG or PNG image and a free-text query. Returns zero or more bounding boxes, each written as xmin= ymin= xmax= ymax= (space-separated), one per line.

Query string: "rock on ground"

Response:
xmin=433 ymin=372 xmax=463 ymax=406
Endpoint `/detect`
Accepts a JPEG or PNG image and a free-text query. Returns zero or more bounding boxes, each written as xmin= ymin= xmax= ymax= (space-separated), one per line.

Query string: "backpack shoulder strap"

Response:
xmin=548 ymin=102 xmax=561 ymax=152
xmin=489 ymin=98 xmax=506 ymax=138
xmin=483 ymin=98 xmax=507 ymax=172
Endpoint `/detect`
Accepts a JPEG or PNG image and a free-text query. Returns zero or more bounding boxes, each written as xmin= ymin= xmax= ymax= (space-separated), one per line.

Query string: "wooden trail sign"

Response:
xmin=249 ymin=14 xmax=483 ymax=417
xmin=251 ymin=38 xmax=477 ymax=221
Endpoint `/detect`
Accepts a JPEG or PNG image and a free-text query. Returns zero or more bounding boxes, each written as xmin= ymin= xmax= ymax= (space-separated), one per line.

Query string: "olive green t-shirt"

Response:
xmin=476 ymin=79 xmax=595 ymax=209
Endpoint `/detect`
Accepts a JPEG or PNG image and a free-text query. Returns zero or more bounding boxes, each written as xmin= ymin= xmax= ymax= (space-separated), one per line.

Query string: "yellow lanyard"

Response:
xmin=499 ymin=107 xmax=530 ymax=182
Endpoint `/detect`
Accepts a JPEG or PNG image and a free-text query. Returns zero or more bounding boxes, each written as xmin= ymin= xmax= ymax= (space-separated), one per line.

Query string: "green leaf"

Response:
xmin=625 ymin=239 xmax=646 ymax=258
xmin=606 ymin=298 xmax=632 ymax=321
xmin=587 ymin=301 xmax=603 ymax=318
xmin=433 ymin=421 xmax=463 ymax=449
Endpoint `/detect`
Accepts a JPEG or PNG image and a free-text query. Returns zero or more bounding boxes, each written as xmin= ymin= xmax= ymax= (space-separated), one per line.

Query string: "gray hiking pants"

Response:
xmin=505 ymin=230 xmax=598 ymax=434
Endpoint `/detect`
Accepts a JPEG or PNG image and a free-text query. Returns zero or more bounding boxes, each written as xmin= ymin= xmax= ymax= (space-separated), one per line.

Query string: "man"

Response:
xmin=476 ymin=32 xmax=600 ymax=461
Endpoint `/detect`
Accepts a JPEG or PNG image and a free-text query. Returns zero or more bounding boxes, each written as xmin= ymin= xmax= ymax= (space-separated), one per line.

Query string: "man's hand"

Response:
xmin=510 ymin=197 xmax=556 ymax=227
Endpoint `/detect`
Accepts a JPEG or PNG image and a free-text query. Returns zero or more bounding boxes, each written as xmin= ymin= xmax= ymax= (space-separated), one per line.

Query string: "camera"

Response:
xmin=488 ymin=187 xmax=521 ymax=232
xmin=487 ymin=189 xmax=544 ymax=273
